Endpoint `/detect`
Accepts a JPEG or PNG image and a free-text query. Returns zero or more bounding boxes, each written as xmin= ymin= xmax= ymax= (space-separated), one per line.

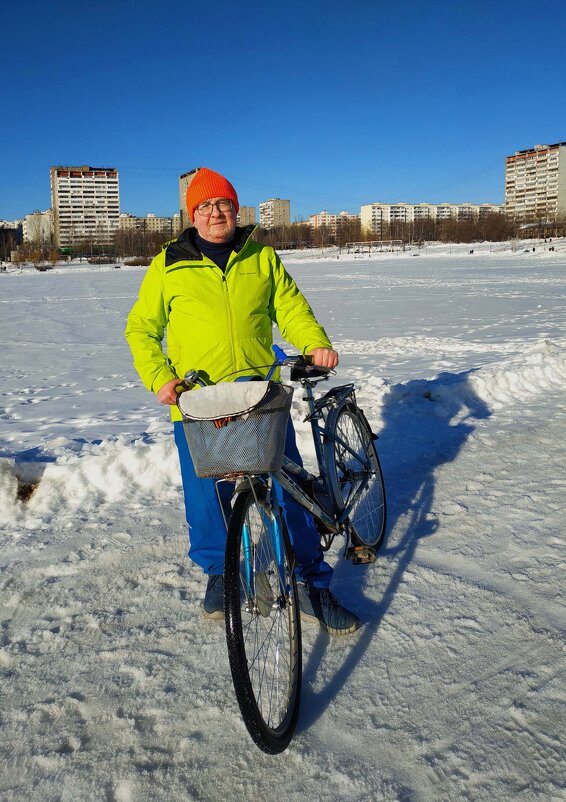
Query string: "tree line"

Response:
xmin=253 ymin=213 xmax=520 ymax=249
xmin=5 ymin=212 xmax=565 ymax=265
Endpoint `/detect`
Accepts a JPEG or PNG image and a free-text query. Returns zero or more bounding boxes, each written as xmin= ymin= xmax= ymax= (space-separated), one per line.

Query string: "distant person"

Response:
xmin=125 ymin=167 xmax=360 ymax=635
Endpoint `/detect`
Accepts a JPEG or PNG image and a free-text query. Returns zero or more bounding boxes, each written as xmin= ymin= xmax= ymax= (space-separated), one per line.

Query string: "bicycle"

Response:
xmin=177 ymin=345 xmax=386 ymax=754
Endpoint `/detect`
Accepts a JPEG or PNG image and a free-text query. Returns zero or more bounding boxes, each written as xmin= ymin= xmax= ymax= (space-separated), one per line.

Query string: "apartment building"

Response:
xmin=309 ymin=210 xmax=360 ymax=236
xmin=50 ymin=166 xmax=120 ymax=248
xmin=118 ymin=213 xmax=139 ymax=231
xmin=259 ymin=198 xmax=290 ymax=229
xmin=360 ymin=201 xmax=503 ymax=235
xmin=22 ymin=210 xmax=52 ymax=244
xmin=171 ymin=213 xmax=182 ymax=236
xmin=143 ymin=213 xmax=175 ymax=236
xmin=237 ymin=206 xmax=256 ymax=226
xmin=119 ymin=213 xmax=177 ymax=237
xmin=505 ymin=142 xmax=566 ymax=221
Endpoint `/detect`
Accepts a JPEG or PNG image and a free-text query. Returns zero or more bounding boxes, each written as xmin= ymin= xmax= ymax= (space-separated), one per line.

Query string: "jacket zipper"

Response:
xmin=221 ymin=272 xmax=238 ymax=375
xmin=222 ymin=235 xmax=256 ymax=374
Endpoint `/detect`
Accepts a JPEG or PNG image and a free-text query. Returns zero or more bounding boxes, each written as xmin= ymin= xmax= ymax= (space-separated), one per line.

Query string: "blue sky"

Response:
xmin=2 ymin=0 xmax=565 ymax=221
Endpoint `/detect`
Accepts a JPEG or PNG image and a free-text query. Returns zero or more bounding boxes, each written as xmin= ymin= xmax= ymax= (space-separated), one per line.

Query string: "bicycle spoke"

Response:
xmin=245 ymin=609 xmax=291 ymax=725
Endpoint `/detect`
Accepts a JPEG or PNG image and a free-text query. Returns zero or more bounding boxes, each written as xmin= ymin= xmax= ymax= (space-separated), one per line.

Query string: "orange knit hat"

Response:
xmin=186 ymin=167 xmax=239 ymax=222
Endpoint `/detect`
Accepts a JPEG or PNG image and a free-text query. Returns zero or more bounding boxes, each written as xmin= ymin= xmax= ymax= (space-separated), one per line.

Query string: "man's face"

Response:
xmin=193 ymin=197 xmax=237 ymax=243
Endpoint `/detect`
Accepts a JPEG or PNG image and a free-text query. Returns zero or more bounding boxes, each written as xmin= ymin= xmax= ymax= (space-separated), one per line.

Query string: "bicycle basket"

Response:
xmin=178 ymin=381 xmax=294 ymax=478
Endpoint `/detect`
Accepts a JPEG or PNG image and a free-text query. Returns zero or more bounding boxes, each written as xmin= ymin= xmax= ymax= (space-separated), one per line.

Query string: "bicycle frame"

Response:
xmin=197 ymin=347 xmax=375 ymax=553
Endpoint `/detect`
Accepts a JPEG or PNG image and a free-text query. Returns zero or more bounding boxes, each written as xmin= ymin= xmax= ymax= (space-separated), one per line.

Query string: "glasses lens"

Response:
xmin=196 ymin=200 xmax=232 ymax=216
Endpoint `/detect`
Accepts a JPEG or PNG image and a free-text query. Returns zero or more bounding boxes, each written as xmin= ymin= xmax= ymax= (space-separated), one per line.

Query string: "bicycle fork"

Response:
xmin=240 ymin=478 xmax=291 ymax=615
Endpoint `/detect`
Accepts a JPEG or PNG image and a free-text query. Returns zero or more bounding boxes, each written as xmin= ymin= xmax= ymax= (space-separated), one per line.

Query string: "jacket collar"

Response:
xmin=165 ymin=224 xmax=256 ymax=267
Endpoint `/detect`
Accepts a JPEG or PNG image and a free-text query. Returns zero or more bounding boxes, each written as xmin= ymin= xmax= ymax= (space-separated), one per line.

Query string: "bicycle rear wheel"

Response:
xmin=224 ymin=487 xmax=302 ymax=754
xmin=325 ymin=404 xmax=386 ymax=549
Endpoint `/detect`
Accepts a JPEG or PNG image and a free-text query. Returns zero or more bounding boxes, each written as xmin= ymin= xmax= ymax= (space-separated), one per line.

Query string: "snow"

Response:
xmin=0 ymin=241 xmax=565 ymax=801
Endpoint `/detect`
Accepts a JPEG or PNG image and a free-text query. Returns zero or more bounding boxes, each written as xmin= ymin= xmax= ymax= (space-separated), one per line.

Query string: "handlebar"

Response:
xmin=267 ymin=345 xmax=332 ymax=381
xmin=174 ymin=368 xmax=208 ymax=395
xmin=176 ymin=346 xmax=333 ymax=397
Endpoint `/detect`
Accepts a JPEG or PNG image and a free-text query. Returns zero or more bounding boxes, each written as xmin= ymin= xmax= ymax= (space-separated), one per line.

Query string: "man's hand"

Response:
xmin=307 ymin=347 xmax=339 ymax=369
xmin=156 ymin=378 xmax=182 ymax=405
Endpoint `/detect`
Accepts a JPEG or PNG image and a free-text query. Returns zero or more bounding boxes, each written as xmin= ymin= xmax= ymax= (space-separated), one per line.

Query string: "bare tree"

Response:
xmin=0 ymin=228 xmax=20 ymax=261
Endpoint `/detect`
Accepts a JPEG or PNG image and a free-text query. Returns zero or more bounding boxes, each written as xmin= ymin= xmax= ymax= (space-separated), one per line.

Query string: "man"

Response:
xmin=125 ymin=167 xmax=360 ymax=635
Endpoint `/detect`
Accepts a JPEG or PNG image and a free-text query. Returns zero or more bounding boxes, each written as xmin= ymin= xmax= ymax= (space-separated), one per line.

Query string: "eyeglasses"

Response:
xmin=195 ymin=199 xmax=233 ymax=216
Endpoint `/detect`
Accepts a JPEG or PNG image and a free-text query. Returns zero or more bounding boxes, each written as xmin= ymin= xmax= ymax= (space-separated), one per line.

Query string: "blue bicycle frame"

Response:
xmin=240 ymin=479 xmax=288 ymax=602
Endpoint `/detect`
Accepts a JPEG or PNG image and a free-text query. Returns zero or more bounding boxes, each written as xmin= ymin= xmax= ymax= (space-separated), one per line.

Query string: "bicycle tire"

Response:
xmin=325 ymin=403 xmax=386 ymax=550
xmin=224 ymin=488 xmax=302 ymax=754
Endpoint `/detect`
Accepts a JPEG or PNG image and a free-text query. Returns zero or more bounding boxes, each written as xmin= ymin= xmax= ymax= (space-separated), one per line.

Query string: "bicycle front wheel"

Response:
xmin=224 ymin=487 xmax=302 ymax=754
xmin=325 ymin=404 xmax=386 ymax=550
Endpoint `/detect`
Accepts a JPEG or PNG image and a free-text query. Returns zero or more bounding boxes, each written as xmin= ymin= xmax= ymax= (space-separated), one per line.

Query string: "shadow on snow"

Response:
xmin=297 ymin=368 xmax=491 ymax=734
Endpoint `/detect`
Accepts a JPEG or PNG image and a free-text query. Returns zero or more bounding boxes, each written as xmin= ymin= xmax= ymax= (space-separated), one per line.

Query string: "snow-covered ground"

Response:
xmin=1 ymin=242 xmax=565 ymax=801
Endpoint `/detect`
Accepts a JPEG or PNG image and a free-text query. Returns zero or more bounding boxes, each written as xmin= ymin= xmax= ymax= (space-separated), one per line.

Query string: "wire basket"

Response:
xmin=181 ymin=382 xmax=293 ymax=478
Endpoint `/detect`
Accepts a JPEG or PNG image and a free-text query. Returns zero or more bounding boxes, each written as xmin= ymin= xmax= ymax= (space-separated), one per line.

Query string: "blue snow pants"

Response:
xmin=173 ymin=418 xmax=332 ymax=589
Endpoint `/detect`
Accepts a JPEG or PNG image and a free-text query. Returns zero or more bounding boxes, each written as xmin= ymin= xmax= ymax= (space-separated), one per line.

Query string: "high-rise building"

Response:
xmin=504 ymin=142 xmax=566 ymax=221
xmin=179 ymin=168 xmax=199 ymax=230
xmin=50 ymin=166 xmax=120 ymax=248
xmin=259 ymin=198 xmax=290 ymax=229
xmin=360 ymin=202 xmax=503 ymax=236
xmin=237 ymin=206 xmax=256 ymax=226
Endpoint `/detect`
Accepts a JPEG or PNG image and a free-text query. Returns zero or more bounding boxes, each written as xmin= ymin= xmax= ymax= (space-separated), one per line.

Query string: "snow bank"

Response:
xmin=2 ymin=339 xmax=564 ymax=531
xmin=382 ymin=338 xmax=566 ymax=417
xmin=468 ymin=338 xmax=566 ymax=410
xmin=0 ymin=435 xmax=181 ymax=531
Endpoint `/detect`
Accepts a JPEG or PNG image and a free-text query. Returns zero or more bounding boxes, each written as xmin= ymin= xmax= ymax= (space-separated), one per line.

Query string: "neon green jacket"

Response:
xmin=125 ymin=225 xmax=333 ymax=421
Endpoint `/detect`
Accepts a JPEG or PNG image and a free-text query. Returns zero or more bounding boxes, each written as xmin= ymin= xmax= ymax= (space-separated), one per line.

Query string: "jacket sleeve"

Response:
xmin=124 ymin=257 xmax=178 ymax=393
xmin=268 ymin=251 xmax=333 ymax=353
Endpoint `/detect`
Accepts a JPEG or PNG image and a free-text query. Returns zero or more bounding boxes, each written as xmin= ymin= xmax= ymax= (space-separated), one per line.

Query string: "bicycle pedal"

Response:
xmin=346 ymin=545 xmax=376 ymax=565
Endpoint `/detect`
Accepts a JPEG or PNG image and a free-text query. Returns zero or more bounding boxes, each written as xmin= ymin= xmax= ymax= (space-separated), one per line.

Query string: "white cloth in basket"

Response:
xmin=177 ymin=382 xmax=271 ymax=421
